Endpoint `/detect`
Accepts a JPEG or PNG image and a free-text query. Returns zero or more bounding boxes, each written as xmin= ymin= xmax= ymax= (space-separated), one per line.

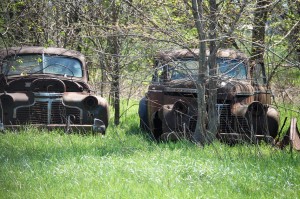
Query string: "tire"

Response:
xmin=138 ymin=97 xmax=149 ymax=131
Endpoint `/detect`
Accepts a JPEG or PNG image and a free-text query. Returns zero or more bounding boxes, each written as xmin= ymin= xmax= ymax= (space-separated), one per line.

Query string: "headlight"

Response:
xmin=173 ymin=100 xmax=188 ymax=114
xmin=83 ymin=96 xmax=98 ymax=110
xmin=247 ymin=101 xmax=265 ymax=116
xmin=0 ymin=95 xmax=13 ymax=106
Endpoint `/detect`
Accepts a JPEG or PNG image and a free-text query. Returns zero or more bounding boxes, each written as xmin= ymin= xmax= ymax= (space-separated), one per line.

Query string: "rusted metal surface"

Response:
xmin=290 ymin=118 xmax=300 ymax=151
xmin=0 ymin=47 xmax=109 ymax=134
xmin=157 ymin=48 xmax=248 ymax=61
xmin=276 ymin=118 xmax=300 ymax=151
xmin=139 ymin=48 xmax=280 ymax=142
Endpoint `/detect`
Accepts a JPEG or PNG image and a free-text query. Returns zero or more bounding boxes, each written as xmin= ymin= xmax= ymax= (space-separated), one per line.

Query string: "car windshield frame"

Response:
xmin=162 ymin=58 xmax=247 ymax=81
xmin=2 ymin=54 xmax=83 ymax=78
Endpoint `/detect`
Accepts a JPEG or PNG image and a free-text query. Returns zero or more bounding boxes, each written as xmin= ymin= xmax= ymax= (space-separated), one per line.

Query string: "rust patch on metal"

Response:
xmin=290 ymin=118 xmax=300 ymax=151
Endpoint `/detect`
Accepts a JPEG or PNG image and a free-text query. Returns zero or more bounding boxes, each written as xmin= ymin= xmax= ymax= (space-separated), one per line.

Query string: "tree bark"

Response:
xmin=109 ymin=1 xmax=121 ymax=126
xmin=207 ymin=0 xmax=218 ymax=143
xmin=250 ymin=0 xmax=270 ymax=79
xmin=192 ymin=0 xmax=207 ymax=145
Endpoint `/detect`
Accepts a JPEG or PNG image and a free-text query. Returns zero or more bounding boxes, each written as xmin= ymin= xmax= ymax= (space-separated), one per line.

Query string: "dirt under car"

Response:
xmin=0 ymin=46 xmax=109 ymax=134
xmin=139 ymin=48 xmax=280 ymax=143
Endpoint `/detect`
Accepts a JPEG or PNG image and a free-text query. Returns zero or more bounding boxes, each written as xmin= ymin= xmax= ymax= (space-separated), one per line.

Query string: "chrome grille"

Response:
xmin=187 ymin=105 xmax=250 ymax=134
xmin=16 ymin=102 xmax=48 ymax=124
xmin=217 ymin=104 xmax=250 ymax=134
xmin=51 ymin=102 xmax=81 ymax=124
xmin=15 ymin=100 xmax=81 ymax=125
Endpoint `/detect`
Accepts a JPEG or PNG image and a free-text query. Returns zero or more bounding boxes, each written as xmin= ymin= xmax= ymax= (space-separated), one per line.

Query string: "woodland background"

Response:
xmin=0 ymin=0 xmax=299 ymax=125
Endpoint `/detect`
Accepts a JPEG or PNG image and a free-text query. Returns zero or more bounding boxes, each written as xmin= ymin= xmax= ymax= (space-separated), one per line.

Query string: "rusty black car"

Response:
xmin=139 ymin=48 xmax=280 ymax=142
xmin=0 ymin=46 xmax=109 ymax=134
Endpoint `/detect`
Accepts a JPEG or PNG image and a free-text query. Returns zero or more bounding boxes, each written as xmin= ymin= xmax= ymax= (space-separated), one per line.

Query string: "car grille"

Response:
xmin=218 ymin=104 xmax=250 ymax=134
xmin=187 ymin=104 xmax=251 ymax=134
xmin=15 ymin=101 xmax=81 ymax=125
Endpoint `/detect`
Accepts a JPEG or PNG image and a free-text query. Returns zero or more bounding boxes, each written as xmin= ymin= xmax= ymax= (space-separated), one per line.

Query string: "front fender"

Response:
xmin=158 ymin=100 xmax=192 ymax=133
xmin=62 ymin=92 xmax=109 ymax=127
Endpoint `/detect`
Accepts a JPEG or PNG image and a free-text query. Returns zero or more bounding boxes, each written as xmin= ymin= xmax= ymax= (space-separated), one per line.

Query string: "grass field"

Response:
xmin=0 ymin=102 xmax=299 ymax=199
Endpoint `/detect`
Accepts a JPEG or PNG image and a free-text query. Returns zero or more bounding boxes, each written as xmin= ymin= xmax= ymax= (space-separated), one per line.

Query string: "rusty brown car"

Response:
xmin=139 ymin=48 xmax=280 ymax=142
xmin=0 ymin=47 xmax=109 ymax=134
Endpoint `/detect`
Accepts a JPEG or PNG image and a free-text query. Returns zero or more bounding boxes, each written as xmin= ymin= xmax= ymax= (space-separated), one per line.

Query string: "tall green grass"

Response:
xmin=0 ymin=101 xmax=299 ymax=199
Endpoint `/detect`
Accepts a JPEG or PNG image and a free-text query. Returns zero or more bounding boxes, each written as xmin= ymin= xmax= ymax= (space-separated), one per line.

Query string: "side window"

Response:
xmin=152 ymin=61 xmax=168 ymax=83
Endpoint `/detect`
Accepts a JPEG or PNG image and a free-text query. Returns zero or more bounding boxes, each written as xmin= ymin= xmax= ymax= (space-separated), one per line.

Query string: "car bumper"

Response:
xmin=0 ymin=119 xmax=106 ymax=134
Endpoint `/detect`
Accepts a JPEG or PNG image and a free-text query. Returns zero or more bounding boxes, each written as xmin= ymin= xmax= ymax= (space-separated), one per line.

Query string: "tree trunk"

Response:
xmin=207 ymin=0 xmax=218 ymax=143
xmin=250 ymin=0 xmax=270 ymax=78
xmin=192 ymin=0 xmax=207 ymax=145
xmin=107 ymin=39 xmax=120 ymax=126
xmin=287 ymin=0 xmax=300 ymax=63
xmin=109 ymin=1 xmax=121 ymax=126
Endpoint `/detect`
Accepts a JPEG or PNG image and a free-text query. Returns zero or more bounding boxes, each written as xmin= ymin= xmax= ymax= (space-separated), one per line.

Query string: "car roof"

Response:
xmin=0 ymin=46 xmax=86 ymax=65
xmin=156 ymin=48 xmax=248 ymax=61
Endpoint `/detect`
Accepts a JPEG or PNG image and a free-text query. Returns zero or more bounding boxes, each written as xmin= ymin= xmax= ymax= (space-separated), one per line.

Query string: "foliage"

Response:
xmin=0 ymin=0 xmax=299 ymax=96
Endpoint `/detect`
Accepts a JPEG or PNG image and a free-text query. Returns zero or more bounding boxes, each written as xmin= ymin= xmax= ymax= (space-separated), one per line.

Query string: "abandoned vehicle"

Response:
xmin=139 ymin=48 xmax=280 ymax=142
xmin=0 ymin=47 xmax=109 ymax=134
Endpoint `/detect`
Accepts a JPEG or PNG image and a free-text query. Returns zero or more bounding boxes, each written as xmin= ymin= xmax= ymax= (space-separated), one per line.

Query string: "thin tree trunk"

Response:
xmin=250 ymin=0 xmax=270 ymax=78
xmin=207 ymin=0 xmax=217 ymax=143
xmin=112 ymin=48 xmax=120 ymax=125
xmin=108 ymin=36 xmax=120 ymax=126
xmin=192 ymin=0 xmax=207 ymax=145
xmin=110 ymin=1 xmax=121 ymax=126
xmin=100 ymin=62 xmax=105 ymax=97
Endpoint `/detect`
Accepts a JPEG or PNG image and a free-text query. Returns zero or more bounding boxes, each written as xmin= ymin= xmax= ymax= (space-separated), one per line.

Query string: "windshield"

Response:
xmin=166 ymin=58 xmax=247 ymax=80
xmin=2 ymin=54 xmax=83 ymax=77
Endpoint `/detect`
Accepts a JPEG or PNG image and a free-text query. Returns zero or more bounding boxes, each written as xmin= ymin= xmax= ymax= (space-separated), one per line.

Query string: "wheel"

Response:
xmin=138 ymin=97 xmax=149 ymax=131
